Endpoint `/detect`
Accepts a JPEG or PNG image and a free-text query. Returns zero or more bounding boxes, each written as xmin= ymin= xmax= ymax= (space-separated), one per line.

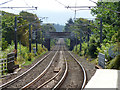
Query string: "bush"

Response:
xmin=65 ymin=39 xmax=70 ymax=48
xmin=88 ymin=43 xmax=98 ymax=58
xmin=107 ymin=54 xmax=120 ymax=69
xmin=37 ymin=44 xmax=47 ymax=55
xmin=2 ymin=38 xmax=8 ymax=50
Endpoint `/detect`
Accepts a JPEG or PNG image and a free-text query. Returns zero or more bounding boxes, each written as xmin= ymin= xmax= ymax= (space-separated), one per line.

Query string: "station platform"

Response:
xmin=85 ymin=69 xmax=120 ymax=90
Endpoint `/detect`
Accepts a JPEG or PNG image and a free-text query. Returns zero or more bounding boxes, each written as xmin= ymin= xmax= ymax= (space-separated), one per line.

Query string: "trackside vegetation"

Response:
xmin=64 ymin=2 xmax=120 ymax=69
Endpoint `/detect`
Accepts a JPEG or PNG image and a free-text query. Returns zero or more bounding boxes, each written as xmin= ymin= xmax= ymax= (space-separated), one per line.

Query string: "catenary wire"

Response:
xmin=0 ymin=0 xmax=14 ymax=6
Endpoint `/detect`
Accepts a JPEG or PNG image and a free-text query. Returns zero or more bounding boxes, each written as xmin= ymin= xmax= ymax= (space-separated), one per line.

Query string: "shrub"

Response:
xmin=88 ymin=43 xmax=98 ymax=58
xmin=107 ymin=54 xmax=120 ymax=69
xmin=2 ymin=38 xmax=8 ymax=50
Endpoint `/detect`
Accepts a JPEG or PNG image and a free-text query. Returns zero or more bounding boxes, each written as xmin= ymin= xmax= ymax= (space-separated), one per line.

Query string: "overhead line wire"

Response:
xmin=23 ymin=0 xmax=37 ymax=13
xmin=0 ymin=0 xmax=13 ymax=6
xmin=54 ymin=0 xmax=75 ymax=11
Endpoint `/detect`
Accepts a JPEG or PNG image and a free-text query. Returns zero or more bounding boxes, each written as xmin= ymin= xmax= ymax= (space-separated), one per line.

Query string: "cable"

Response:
xmin=23 ymin=0 xmax=36 ymax=13
xmin=0 ymin=0 xmax=13 ymax=6
xmin=23 ymin=0 xmax=30 ymax=7
xmin=55 ymin=0 xmax=66 ymax=7
xmin=54 ymin=0 xmax=75 ymax=11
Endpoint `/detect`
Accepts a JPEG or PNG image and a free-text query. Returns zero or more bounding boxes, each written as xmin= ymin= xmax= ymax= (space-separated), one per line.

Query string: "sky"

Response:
xmin=0 ymin=0 xmax=98 ymax=25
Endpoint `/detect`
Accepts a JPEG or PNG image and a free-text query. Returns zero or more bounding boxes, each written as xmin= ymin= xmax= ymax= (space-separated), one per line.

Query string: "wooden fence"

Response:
xmin=0 ymin=58 xmax=7 ymax=76
xmin=0 ymin=52 xmax=15 ymax=77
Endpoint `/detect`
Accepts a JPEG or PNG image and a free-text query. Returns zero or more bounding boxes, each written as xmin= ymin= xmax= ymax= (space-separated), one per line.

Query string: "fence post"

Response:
xmin=1 ymin=59 xmax=3 ymax=75
xmin=5 ymin=58 xmax=7 ymax=71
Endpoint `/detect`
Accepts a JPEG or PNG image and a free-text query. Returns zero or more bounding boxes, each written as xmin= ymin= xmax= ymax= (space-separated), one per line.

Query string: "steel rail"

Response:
xmin=36 ymin=69 xmax=62 ymax=89
xmin=21 ymin=51 xmax=59 ymax=89
xmin=0 ymin=51 xmax=52 ymax=89
xmin=52 ymin=47 xmax=68 ymax=89
xmin=0 ymin=44 xmax=60 ymax=89
xmin=68 ymin=51 xmax=87 ymax=89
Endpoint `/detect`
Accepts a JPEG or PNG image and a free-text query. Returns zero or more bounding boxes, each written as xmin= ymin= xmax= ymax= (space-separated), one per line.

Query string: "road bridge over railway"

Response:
xmin=49 ymin=32 xmax=71 ymax=38
xmin=44 ymin=32 xmax=76 ymax=51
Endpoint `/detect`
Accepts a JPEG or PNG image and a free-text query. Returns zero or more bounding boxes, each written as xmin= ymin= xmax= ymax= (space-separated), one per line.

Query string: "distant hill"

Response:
xmin=53 ymin=24 xmax=64 ymax=32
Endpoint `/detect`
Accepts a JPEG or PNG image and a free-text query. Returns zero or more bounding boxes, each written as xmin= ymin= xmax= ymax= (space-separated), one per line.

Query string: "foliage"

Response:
xmin=66 ymin=2 xmax=120 ymax=62
xmin=65 ymin=39 xmax=70 ymax=48
xmin=107 ymin=54 xmax=120 ymax=69
xmin=2 ymin=38 xmax=8 ymax=50
xmin=19 ymin=11 xmax=41 ymax=29
xmin=50 ymin=39 xmax=57 ymax=48
xmin=0 ymin=40 xmax=47 ymax=65
xmin=64 ymin=18 xmax=74 ymax=32
xmin=41 ymin=23 xmax=56 ymax=33
xmin=1 ymin=11 xmax=30 ymax=46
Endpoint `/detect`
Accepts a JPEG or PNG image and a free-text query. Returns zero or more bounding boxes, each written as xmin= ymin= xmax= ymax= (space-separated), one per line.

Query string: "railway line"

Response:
xmin=0 ymin=44 xmax=60 ymax=88
xmin=1 ymin=38 xmax=87 ymax=89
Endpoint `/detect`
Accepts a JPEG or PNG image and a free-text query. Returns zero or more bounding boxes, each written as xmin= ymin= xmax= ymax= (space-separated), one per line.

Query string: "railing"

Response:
xmin=0 ymin=58 xmax=7 ymax=76
xmin=0 ymin=52 xmax=15 ymax=77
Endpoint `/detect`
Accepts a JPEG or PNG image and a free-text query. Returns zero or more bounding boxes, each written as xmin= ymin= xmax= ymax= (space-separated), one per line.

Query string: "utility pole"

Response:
xmin=36 ymin=29 xmax=38 ymax=52
xmin=76 ymin=33 xmax=77 ymax=52
xmin=29 ymin=24 xmax=31 ymax=53
xmin=100 ymin=17 xmax=102 ymax=46
xmin=87 ymin=21 xmax=90 ymax=47
xmin=80 ymin=32 xmax=82 ymax=55
xmin=42 ymin=30 xmax=43 ymax=48
xmin=14 ymin=16 xmax=17 ymax=60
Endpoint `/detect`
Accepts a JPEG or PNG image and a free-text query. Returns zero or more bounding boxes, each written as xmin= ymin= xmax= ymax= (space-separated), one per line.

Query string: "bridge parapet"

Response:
xmin=48 ymin=32 xmax=71 ymax=38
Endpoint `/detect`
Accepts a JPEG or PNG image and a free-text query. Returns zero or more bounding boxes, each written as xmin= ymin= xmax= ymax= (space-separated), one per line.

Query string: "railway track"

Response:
xmin=0 ymin=43 xmax=60 ymax=89
xmin=1 ymin=38 xmax=87 ymax=89
xmin=52 ymin=45 xmax=87 ymax=89
xmin=20 ymin=45 xmax=68 ymax=89
xmin=57 ymin=40 xmax=87 ymax=89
